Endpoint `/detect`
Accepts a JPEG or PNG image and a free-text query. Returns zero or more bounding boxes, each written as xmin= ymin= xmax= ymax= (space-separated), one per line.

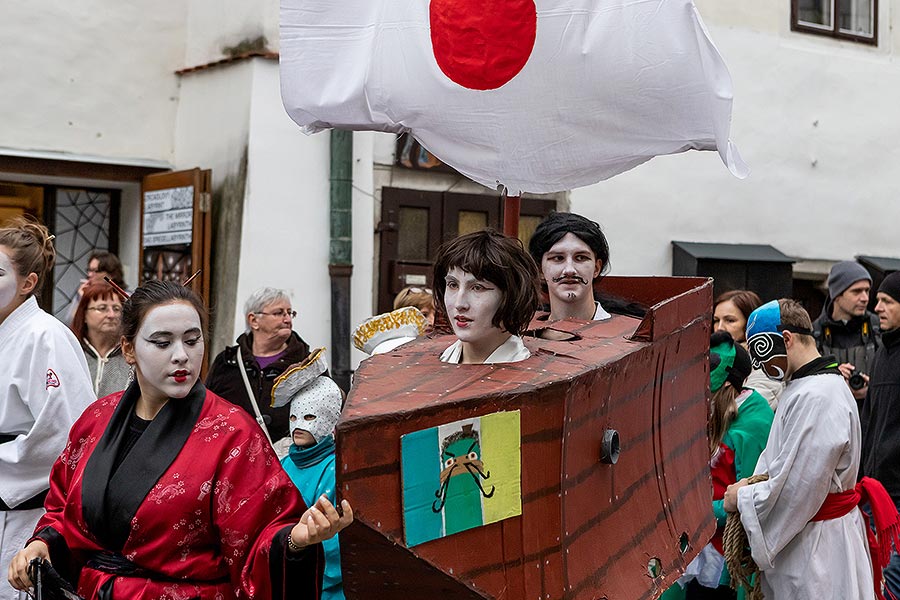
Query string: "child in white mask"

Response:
xmin=273 ymin=351 xmax=345 ymax=600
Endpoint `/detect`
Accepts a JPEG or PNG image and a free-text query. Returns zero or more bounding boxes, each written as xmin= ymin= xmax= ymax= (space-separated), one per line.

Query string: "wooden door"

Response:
xmin=442 ymin=193 xmax=501 ymax=239
xmin=0 ymin=183 xmax=50 ymax=306
xmin=378 ymin=188 xmax=443 ymax=313
xmin=140 ymin=169 xmax=212 ymax=300
xmin=377 ymin=187 xmax=555 ymax=313
xmin=0 ymin=182 xmax=43 ymax=225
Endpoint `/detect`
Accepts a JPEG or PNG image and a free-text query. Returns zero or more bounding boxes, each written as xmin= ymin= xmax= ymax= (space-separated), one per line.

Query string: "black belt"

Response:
xmin=86 ymin=552 xmax=229 ymax=585
xmin=0 ymin=433 xmax=16 ymax=444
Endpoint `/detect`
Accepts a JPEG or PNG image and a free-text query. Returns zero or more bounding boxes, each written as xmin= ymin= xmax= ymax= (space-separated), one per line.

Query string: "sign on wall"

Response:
xmin=139 ymin=169 xmax=211 ymax=295
xmin=142 ymin=185 xmax=194 ymax=247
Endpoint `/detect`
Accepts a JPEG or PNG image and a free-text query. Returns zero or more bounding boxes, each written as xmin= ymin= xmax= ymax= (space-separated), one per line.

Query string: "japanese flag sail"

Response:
xmin=280 ymin=0 xmax=748 ymax=194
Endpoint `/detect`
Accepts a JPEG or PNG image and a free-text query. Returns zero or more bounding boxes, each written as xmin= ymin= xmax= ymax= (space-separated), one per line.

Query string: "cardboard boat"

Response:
xmin=336 ymin=276 xmax=715 ymax=600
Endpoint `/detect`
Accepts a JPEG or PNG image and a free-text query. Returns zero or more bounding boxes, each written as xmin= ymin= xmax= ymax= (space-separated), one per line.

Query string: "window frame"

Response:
xmin=791 ymin=0 xmax=878 ymax=45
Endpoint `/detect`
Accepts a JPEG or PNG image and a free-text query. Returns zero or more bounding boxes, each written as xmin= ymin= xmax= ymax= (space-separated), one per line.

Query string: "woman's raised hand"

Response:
xmin=289 ymin=495 xmax=353 ymax=550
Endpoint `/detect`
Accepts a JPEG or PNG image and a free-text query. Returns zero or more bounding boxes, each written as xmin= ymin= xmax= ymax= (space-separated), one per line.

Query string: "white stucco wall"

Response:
xmin=233 ymin=59 xmax=332 ymax=353
xmin=570 ymin=11 xmax=900 ymax=276
xmin=350 ymin=132 xmax=377 ymax=368
xmin=173 ymin=61 xmax=254 ymax=189
xmin=183 ymin=0 xmax=279 ymax=67
xmin=0 ymin=1 xmax=185 ymax=162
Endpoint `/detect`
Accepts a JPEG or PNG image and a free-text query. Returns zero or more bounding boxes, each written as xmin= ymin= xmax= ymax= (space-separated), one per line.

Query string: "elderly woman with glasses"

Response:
xmin=70 ymin=281 xmax=131 ymax=398
xmin=206 ymin=287 xmax=313 ymax=452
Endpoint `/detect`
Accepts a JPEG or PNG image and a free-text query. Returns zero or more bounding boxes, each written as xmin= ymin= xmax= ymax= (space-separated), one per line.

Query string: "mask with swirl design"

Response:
xmin=745 ymin=300 xmax=789 ymax=381
xmin=746 ymin=331 xmax=788 ymax=381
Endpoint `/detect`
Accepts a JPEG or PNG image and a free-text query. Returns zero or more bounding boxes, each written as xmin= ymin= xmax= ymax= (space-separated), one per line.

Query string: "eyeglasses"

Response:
xmin=87 ymin=305 xmax=122 ymax=314
xmin=256 ymin=309 xmax=297 ymax=319
xmin=407 ymin=287 xmax=432 ymax=295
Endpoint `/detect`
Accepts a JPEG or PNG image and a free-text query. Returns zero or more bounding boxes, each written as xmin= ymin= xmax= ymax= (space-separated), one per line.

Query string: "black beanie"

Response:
xmin=879 ymin=272 xmax=900 ymax=303
xmin=729 ymin=343 xmax=752 ymax=389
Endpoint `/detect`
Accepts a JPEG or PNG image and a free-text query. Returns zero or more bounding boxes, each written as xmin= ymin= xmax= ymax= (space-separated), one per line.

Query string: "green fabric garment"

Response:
xmin=717 ymin=388 xmax=774 ymax=591
xmin=712 ymin=389 xmax=774 ymax=529
xmin=659 ymin=583 xmax=686 ymax=600
xmin=710 ymin=339 xmax=737 ymax=392
xmin=722 ymin=389 xmax=774 ymax=483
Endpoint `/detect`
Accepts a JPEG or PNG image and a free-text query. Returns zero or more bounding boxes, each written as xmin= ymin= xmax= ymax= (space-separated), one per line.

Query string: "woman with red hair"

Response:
xmin=71 ymin=282 xmax=131 ymax=398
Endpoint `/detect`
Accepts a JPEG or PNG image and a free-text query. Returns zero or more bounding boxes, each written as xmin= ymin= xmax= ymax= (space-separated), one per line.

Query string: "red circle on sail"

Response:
xmin=430 ymin=0 xmax=537 ymax=91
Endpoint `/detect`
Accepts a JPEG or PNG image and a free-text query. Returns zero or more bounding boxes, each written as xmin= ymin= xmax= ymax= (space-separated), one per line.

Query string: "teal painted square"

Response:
xmin=401 ymin=427 xmax=444 ymax=546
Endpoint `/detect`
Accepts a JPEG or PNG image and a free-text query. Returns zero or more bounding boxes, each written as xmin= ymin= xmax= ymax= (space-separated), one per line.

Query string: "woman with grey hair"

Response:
xmin=206 ymin=287 xmax=312 ymax=448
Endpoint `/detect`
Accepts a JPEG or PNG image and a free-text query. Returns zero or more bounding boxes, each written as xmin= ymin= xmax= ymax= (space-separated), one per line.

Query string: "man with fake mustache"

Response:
xmin=528 ymin=212 xmax=611 ymax=324
xmin=723 ymin=298 xmax=898 ymax=600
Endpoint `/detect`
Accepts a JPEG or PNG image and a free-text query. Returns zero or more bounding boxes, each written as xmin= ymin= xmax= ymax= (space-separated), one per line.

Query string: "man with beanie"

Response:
xmin=861 ymin=271 xmax=900 ymax=599
xmin=724 ymin=299 xmax=899 ymax=600
xmin=813 ymin=260 xmax=881 ymax=401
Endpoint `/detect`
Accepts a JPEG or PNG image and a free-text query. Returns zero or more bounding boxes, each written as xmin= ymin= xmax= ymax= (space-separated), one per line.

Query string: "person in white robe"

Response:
xmin=0 ymin=219 xmax=94 ymax=600
xmin=432 ymin=230 xmax=539 ymax=365
xmin=724 ymin=299 xmax=875 ymax=600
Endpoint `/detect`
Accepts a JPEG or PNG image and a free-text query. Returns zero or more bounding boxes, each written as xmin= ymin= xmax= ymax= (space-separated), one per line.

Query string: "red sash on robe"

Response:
xmin=811 ymin=477 xmax=900 ymax=600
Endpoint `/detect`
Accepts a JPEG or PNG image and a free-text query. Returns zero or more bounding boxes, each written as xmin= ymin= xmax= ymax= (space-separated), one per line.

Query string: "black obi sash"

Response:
xmin=82 ymin=380 xmax=206 ymax=551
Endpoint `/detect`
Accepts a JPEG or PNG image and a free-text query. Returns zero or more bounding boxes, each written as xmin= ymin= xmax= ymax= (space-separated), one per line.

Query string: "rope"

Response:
xmin=724 ymin=473 xmax=769 ymax=600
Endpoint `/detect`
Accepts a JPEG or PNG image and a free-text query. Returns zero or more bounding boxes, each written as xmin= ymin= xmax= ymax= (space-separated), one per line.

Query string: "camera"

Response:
xmin=848 ymin=369 xmax=867 ymax=391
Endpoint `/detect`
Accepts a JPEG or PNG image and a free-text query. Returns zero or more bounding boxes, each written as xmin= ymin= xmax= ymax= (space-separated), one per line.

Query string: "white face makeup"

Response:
xmin=0 ymin=248 xmax=18 ymax=312
xmin=132 ymin=301 xmax=204 ymax=403
xmin=444 ymin=267 xmax=506 ymax=350
xmin=541 ymin=233 xmax=601 ymax=305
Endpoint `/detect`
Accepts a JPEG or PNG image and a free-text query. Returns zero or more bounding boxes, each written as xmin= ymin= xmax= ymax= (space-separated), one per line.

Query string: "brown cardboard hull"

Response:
xmin=337 ymin=276 xmax=715 ymax=600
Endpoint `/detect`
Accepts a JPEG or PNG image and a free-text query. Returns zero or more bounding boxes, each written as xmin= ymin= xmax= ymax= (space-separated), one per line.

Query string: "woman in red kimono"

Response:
xmin=8 ymin=280 xmax=352 ymax=599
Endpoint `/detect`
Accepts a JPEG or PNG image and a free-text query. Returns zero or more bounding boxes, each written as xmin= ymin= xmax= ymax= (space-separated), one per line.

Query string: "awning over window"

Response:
xmin=671 ymin=241 xmax=795 ymax=264
xmin=671 ymin=241 xmax=795 ymax=302
xmin=857 ymin=255 xmax=900 ymax=275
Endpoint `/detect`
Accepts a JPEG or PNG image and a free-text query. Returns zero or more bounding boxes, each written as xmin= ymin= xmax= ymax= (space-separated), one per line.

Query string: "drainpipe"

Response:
xmin=329 ymin=129 xmax=354 ymax=392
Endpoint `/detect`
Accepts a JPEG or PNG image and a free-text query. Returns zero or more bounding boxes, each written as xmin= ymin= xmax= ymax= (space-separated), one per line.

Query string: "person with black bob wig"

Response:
xmin=433 ymin=229 xmax=540 ymax=364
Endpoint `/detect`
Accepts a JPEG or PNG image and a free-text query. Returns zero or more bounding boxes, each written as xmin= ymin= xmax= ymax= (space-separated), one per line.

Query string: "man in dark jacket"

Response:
xmin=860 ymin=271 xmax=900 ymax=598
xmin=206 ymin=288 xmax=312 ymax=446
xmin=812 ymin=260 xmax=881 ymax=400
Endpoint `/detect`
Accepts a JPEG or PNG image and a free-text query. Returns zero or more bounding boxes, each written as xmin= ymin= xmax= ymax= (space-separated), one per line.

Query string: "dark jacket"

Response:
xmin=205 ymin=331 xmax=311 ymax=440
xmin=812 ymin=300 xmax=881 ymax=375
xmin=860 ymin=327 xmax=900 ymax=501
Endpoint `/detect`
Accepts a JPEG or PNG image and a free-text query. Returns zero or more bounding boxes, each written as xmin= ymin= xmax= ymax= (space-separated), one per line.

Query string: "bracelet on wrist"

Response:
xmin=287 ymin=535 xmax=303 ymax=553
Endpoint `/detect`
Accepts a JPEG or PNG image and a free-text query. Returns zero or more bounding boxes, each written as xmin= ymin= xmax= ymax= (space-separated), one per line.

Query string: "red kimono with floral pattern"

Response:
xmin=31 ymin=383 xmax=322 ymax=600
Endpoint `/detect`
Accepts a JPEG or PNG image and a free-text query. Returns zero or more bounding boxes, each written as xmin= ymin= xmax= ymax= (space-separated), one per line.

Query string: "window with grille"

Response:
xmin=50 ymin=188 xmax=120 ymax=319
xmin=792 ymin=0 xmax=877 ymax=44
